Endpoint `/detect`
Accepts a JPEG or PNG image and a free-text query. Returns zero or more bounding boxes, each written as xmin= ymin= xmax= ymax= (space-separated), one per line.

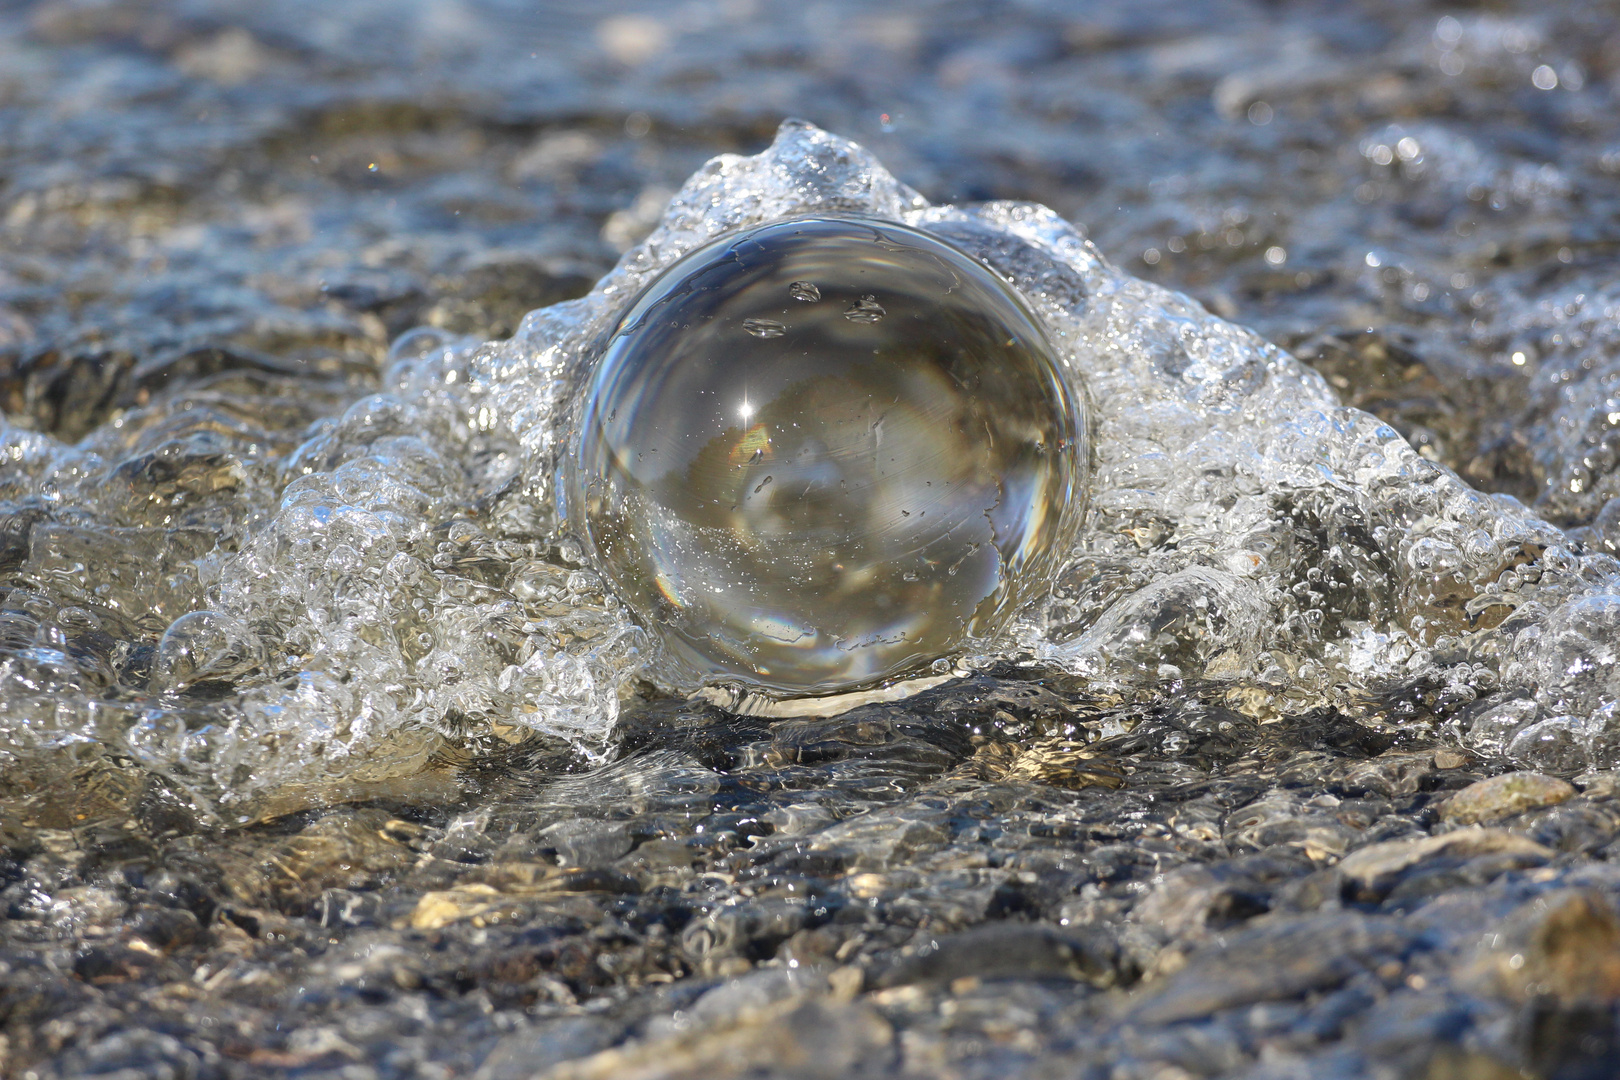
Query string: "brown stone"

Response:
xmin=1524 ymin=891 xmax=1620 ymax=1002
xmin=1432 ymin=748 xmax=1469 ymax=770
xmin=1440 ymin=772 xmax=1576 ymax=826
xmin=1421 ymin=1047 xmax=1524 ymax=1080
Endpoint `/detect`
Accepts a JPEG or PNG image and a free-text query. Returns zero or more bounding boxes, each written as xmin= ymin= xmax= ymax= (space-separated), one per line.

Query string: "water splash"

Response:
xmin=5 ymin=119 xmax=1620 ymax=821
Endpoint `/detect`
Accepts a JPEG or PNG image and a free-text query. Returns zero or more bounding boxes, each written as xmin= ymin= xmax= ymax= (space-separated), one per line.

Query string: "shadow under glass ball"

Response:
xmin=570 ymin=215 xmax=1085 ymax=696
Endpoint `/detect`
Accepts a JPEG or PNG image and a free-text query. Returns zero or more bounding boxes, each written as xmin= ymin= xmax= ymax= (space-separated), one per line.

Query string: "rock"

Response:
xmin=1127 ymin=913 xmax=1416 ymax=1025
xmin=409 ymin=885 xmax=504 ymax=930
xmin=1222 ymin=791 xmax=1366 ymax=860
xmin=536 ymin=997 xmax=893 ymax=1080
xmin=1467 ymin=891 xmax=1620 ymax=1080
xmin=680 ymin=898 xmax=826 ymax=966
xmin=312 ymin=888 xmax=384 ymax=928
xmin=1507 ymin=890 xmax=1620 ymax=1004
xmin=1336 ymin=828 xmax=1553 ymax=904
xmin=1332 ymin=752 xmax=1447 ymax=798
xmin=975 ymin=737 xmax=1127 ymax=791
xmin=871 ymin=921 xmax=1130 ymax=989
xmin=1440 ymin=772 xmax=1577 ymax=826
xmin=678 ymin=967 xmax=829 ymax=1027
xmin=1432 ymin=748 xmax=1471 ymax=770
xmin=424 ymin=255 xmax=599 ymax=339
xmin=533 ymin=819 xmax=634 ymax=869
xmin=1574 ymin=770 xmax=1620 ymax=801
xmin=1521 ymin=997 xmax=1620 ymax=1080
xmin=1420 ymin=1047 xmax=1525 ymax=1080
xmin=1354 ymin=991 xmax=1475 ymax=1061
xmin=808 ymin=808 xmax=951 ymax=872
xmin=1514 ymin=800 xmax=1620 ymax=855
xmin=473 ymin=1018 xmax=626 ymax=1080
xmin=1132 ymin=852 xmax=1311 ymax=937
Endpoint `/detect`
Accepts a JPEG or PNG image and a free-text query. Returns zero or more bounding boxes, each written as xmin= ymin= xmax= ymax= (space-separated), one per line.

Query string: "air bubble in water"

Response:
xmin=569 ymin=215 xmax=1086 ymax=696
xmin=742 ymin=318 xmax=787 ymax=338
xmin=150 ymin=610 xmax=265 ymax=693
xmin=843 ymin=294 xmax=886 ymax=323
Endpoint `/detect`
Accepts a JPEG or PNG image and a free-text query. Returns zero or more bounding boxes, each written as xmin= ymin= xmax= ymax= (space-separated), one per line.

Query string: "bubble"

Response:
xmin=843 ymin=294 xmax=887 ymax=323
xmin=150 ymin=610 xmax=265 ymax=692
xmin=742 ymin=318 xmax=787 ymax=339
xmin=789 ymin=280 xmax=821 ymax=302
xmin=569 ymin=215 xmax=1085 ymax=696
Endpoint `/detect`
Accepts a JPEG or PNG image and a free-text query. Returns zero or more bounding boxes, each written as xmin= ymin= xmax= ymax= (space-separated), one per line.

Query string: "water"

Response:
xmin=14 ymin=116 xmax=1575 ymax=815
xmin=570 ymin=215 xmax=1083 ymax=696
xmin=5 ymin=3 xmax=1620 ymax=1077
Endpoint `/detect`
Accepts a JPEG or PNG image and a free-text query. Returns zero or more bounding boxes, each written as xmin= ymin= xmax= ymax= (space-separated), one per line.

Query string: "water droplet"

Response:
xmin=789 ymin=280 xmax=821 ymax=302
xmin=844 ymin=294 xmax=886 ymax=323
xmin=570 ymin=215 xmax=1086 ymax=696
xmin=742 ymin=317 xmax=787 ymax=339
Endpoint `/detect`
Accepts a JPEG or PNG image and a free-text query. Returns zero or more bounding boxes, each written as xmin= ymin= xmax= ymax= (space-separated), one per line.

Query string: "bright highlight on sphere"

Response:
xmin=569 ymin=215 xmax=1086 ymax=696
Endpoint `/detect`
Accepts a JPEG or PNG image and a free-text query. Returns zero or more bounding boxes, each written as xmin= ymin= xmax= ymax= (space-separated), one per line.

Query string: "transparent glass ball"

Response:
xmin=569 ymin=215 xmax=1085 ymax=696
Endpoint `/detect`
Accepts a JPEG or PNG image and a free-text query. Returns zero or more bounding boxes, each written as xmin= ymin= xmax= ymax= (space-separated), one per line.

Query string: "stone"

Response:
xmin=1432 ymin=749 xmax=1470 ymax=770
xmin=1574 ymin=770 xmax=1620 ymax=801
xmin=871 ymin=922 xmax=1129 ymax=989
xmin=1335 ymin=829 xmax=1554 ymax=904
xmin=1499 ymin=890 xmax=1620 ymax=1004
xmin=535 ymin=997 xmax=893 ymax=1080
xmin=1127 ymin=913 xmax=1415 ymax=1025
xmin=1440 ymin=772 xmax=1577 ymax=826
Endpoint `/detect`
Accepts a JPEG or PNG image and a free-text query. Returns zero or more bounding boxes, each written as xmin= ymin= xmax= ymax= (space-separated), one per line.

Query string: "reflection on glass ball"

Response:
xmin=569 ymin=215 xmax=1085 ymax=696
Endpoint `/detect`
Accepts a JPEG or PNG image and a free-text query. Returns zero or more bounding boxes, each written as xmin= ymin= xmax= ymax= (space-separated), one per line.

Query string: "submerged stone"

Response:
xmin=569 ymin=215 xmax=1085 ymax=696
xmin=1440 ymin=771 xmax=1577 ymax=826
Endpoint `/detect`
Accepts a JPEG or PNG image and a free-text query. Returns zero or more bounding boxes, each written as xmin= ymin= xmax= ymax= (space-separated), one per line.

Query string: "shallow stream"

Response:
xmin=4 ymin=2 xmax=1620 ymax=1077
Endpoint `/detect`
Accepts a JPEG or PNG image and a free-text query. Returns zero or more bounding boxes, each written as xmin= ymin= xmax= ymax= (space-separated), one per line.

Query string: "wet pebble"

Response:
xmin=539 ymin=996 xmax=893 ymax=1080
xmin=1440 ymin=771 xmax=1577 ymax=827
xmin=1336 ymin=829 xmax=1554 ymax=905
xmin=1128 ymin=913 xmax=1417 ymax=1025
xmin=870 ymin=921 xmax=1129 ymax=989
xmin=1469 ymin=888 xmax=1620 ymax=1022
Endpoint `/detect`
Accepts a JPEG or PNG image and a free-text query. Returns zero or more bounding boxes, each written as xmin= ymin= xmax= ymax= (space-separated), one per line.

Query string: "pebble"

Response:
xmin=1477 ymin=889 xmax=1620 ymax=1005
xmin=1574 ymin=770 xmax=1620 ymax=801
xmin=537 ymin=997 xmax=892 ymax=1080
xmin=1432 ymin=748 xmax=1469 ymax=770
xmin=871 ymin=922 xmax=1128 ymax=989
xmin=1440 ymin=771 xmax=1577 ymax=826
xmin=1336 ymin=828 xmax=1553 ymax=904
xmin=1522 ymin=891 xmax=1620 ymax=1003
xmin=1128 ymin=913 xmax=1415 ymax=1024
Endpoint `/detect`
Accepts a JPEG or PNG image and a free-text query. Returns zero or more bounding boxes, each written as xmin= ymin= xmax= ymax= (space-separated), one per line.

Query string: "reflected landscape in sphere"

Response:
xmin=571 ymin=215 xmax=1086 ymax=695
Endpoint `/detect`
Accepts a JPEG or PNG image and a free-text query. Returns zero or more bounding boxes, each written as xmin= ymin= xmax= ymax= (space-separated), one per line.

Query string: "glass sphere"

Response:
xmin=569 ymin=215 xmax=1085 ymax=696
